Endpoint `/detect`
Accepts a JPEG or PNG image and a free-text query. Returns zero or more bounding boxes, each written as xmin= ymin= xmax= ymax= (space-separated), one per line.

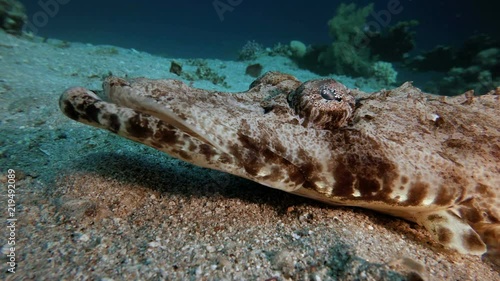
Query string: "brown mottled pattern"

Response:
xmin=60 ymin=72 xmax=499 ymax=260
xmin=437 ymin=226 xmax=453 ymax=244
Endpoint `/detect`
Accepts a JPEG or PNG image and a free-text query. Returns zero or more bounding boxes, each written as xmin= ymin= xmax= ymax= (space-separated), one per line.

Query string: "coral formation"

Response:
xmin=430 ymin=65 xmax=499 ymax=96
xmin=182 ymin=59 xmax=229 ymax=88
xmin=406 ymin=34 xmax=500 ymax=95
xmin=0 ymin=0 xmax=26 ymax=35
xmin=235 ymin=3 xmax=416 ymax=82
xmin=372 ymin=61 xmax=397 ymax=85
xmin=327 ymin=3 xmax=374 ymax=43
xmin=405 ymin=45 xmax=455 ymax=72
xmin=369 ymin=20 xmax=419 ymax=62
xmin=268 ymin=42 xmax=293 ymax=57
xmin=194 ymin=66 xmax=227 ymax=87
xmin=289 ymin=40 xmax=307 ymax=58
xmin=237 ymin=40 xmax=264 ymax=61
xmin=308 ymin=3 xmax=416 ymax=79
xmin=318 ymin=3 xmax=374 ymax=77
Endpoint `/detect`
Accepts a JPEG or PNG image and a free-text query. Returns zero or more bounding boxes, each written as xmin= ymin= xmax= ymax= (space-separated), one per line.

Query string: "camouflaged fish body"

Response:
xmin=60 ymin=72 xmax=500 ymax=257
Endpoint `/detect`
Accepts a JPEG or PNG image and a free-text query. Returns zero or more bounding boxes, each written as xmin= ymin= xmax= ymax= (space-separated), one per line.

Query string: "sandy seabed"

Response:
xmin=0 ymin=30 xmax=499 ymax=280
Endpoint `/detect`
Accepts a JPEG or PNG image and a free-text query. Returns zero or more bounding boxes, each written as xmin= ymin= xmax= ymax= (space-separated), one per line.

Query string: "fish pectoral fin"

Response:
xmin=414 ymin=209 xmax=486 ymax=255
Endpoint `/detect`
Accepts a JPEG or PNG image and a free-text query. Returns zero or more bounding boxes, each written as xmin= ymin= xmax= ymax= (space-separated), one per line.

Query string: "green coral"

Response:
xmin=317 ymin=3 xmax=418 ymax=79
xmin=319 ymin=3 xmax=374 ymax=77
xmin=319 ymin=41 xmax=372 ymax=76
xmin=0 ymin=0 xmax=26 ymax=35
xmin=372 ymin=61 xmax=397 ymax=85
xmin=327 ymin=3 xmax=374 ymax=43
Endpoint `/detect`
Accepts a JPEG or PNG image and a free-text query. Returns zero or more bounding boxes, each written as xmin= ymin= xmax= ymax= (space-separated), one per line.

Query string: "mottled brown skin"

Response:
xmin=59 ymin=72 xmax=499 ymax=262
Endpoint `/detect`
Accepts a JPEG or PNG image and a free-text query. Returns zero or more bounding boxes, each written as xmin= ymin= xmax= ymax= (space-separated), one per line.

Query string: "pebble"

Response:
xmin=148 ymin=241 xmax=161 ymax=248
xmin=218 ymin=257 xmax=231 ymax=269
xmin=1 ymin=244 xmax=11 ymax=255
xmin=206 ymin=245 xmax=216 ymax=253
xmin=78 ymin=234 xmax=90 ymax=242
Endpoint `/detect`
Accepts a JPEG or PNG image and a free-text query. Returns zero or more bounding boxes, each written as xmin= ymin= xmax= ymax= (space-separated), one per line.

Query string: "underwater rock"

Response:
xmin=169 ymin=61 xmax=182 ymax=76
xmin=245 ymin=63 xmax=262 ymax=78
xmin=0 ymin=0 xmax=26 ymax=35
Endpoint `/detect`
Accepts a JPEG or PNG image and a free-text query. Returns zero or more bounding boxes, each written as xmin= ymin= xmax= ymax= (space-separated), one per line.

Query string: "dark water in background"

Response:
xmin=19 ymin=0 xmax=500 ymax=60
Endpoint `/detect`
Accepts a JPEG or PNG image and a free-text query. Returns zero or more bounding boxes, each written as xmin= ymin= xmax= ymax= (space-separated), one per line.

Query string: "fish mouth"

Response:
xmin=59 ymin=83 xmax=231 ymax=170
xmin=102 ymin=76 xmax=226 ymax=151
xmin=60 ymin=77 xmax=229 ymax=152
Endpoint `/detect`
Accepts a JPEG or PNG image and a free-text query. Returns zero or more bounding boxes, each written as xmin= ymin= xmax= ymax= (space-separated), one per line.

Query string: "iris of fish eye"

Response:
xmin=321 ymin=89 xmax=342 ymax=102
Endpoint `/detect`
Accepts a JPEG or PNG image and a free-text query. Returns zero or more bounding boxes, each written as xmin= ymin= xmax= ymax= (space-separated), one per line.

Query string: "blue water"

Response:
xmin=19 ymin=0 xmax=500 ymax=59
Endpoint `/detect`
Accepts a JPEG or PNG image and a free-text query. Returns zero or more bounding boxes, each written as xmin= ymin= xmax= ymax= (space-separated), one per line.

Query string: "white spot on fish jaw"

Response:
xmin=431 ymin=113 xmax=440 ymax=122
xmin=352 ymin=189 xmax=361 ymax=197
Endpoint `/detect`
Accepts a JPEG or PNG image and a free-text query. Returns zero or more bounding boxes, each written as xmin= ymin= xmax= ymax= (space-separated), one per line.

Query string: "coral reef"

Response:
xmin=369 ymin=20 xmax=419 ymax=62
xmin=182 ymin=59 xmax=229 ymax=88
xmin=405 ymin=35 xmax=499 ymax=72
xmin=405 ymin=45 xmax=455 ymax=72
xmin=289 ymin=40 xmax=307 ymax=58
xmin=319 ymin=41 xmax=372 ymax=77
xmin=194 ymin=66 xmax=228 ymax=87
xmin=428 ymin=64 xmax=499 ymax=96
xmin=318 ymin=3 xmax=374 ymax=77
xmin=371 ymin=61 xmax=397 ymax=85
xmin=0 ymin=0 xmax=26 ymax=35
xmin=237 ymin=40 xmax=264 ymax=61
xmin=327 ymin=3 xmax=374 ymax=43
xmin=236 ymin=3 xmax=416 ymax=81
xmin=306 ymin=3 xmax=417 ymax=79
xmin=267 ymin=42 xmax=293 ymax=57
xmin=406 ymin=34 xmax=500 ymax=95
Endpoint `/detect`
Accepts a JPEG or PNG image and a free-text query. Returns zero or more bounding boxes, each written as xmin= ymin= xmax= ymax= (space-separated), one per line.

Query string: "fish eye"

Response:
xmin=289 ymin=79 xmax=355 ymax=130
xmin=320 ymin=88 xmax=342 ymax=102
